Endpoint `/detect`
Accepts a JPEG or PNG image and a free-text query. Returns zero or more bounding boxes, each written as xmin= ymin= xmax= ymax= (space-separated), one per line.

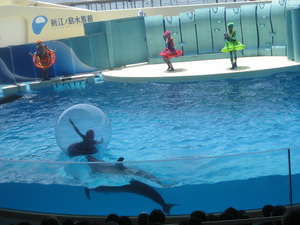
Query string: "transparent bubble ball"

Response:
xmin=55 ymin=104 xmax=111 ymax=155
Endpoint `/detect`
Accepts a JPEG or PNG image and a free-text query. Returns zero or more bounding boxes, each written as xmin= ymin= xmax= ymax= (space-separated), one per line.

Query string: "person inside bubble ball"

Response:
xmin=67 ymin=118 xmax=104 ymax=157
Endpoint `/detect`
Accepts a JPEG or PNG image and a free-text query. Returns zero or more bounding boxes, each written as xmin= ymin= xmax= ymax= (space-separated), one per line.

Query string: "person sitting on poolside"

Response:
xmin=67 ymin=118 xmax=103 ymax=157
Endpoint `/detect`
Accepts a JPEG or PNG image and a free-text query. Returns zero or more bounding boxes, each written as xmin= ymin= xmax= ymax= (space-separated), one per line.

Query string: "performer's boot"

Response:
xmin=168 ymin=62 xmax=174 ymax=71
xmin=230 ymin=59 xmax=235 ymax=70
xmin=165 ymin=60 xmax=171 ymax=71
xmin=234 ymin=57 xmax=237 ymax=68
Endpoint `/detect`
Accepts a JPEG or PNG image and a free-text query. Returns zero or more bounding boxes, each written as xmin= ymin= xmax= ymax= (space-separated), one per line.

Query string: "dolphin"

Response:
xmin=85 ymin=179 xmax=177 ymax=214
xmin=0 ymin=94 xmax=22 ymax=104
xmin=86 ymin=155 xmax=166 ymax=187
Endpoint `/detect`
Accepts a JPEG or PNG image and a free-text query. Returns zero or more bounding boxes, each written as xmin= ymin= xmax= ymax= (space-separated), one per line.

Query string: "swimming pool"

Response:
xmin=0 ymin=72 xmax=300 ymax=216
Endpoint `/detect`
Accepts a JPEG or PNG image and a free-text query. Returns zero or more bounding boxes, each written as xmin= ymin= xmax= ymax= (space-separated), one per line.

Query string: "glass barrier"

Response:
xmin=290 ymin=147 xmax=300 ymax=205
xmin=0 ymin=148 xmax=299 ymax=216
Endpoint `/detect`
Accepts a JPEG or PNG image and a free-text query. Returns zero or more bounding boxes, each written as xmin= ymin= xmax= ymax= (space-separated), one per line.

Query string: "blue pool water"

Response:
xmin=2 ymin=72 xmax=300 ymax=160
xmin=1 ymin=72 xmax=300 ymax=215
xmin=1 ymin=72 xmax=300 ymax=177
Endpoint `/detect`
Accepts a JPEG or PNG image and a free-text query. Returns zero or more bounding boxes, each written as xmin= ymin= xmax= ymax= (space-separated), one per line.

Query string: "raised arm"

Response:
xmin=69 ymin=119 xmax=85 ymax=138
xmin=95 ymin=137 xmax=104 ymax=144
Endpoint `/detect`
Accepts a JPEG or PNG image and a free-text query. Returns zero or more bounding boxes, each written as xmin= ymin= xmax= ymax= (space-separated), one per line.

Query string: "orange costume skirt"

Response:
xmin=159 ymin=48 xmax=183 ymax=59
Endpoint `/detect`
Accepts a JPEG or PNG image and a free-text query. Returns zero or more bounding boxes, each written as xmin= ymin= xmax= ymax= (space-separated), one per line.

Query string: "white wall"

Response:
xmin=0 ymin=16 xmax=26 ymax=47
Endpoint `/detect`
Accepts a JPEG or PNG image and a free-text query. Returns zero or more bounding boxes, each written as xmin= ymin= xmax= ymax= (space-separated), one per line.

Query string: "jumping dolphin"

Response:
xmin=0 ymin=94 xmax=22 ymax=104
xmin=85 ymin=179 xmax=177 ymax=214
xmin=86 ymin=155 xmax=166 ymax=187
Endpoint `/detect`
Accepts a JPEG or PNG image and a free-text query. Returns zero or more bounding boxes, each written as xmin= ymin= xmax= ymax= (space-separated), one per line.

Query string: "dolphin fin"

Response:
xmin=85 ymin=187 xmax=91 ymax=200
xmin=117 ymin=157 xmax=124 ymax=161
xmin=115 ymin=157 xmax=126 ymax=170
xmin=163 ymin=203 xmax=178 ymax=215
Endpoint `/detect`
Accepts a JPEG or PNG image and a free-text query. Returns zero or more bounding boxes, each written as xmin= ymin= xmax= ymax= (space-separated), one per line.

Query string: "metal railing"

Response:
xmin=60 ymin=0 xmax=259 ymax=11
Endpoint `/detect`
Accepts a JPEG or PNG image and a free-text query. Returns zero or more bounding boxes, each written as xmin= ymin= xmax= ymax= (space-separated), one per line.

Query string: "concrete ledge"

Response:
xmin=86 ymin=75 xmax=96 ymax=83
xmin=2 ymin=84 xmax=26 ymax=94
xmin=102 ymin=56 xmax=300 ymax=83
xmin=51 ymin=73 xmax=96 ymax=84
xmin=29 ymin=81 xmax=51 ymax=90
xmin=51 ymin=77 xmax=87 ymax=85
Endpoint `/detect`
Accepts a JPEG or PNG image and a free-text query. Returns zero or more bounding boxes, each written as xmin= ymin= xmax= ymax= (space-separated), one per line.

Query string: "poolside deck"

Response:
xmin=102 ymin=56 xmax=300 ymax=83
xmin=2 ymin=56 xmax=300 ymax=95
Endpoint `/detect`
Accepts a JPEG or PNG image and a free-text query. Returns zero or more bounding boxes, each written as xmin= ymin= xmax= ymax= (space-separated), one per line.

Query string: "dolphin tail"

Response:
xmin=163 ymin=203 xmax=178 ymax=215
xmin=85 ymin=188 xmax=91 ymax=200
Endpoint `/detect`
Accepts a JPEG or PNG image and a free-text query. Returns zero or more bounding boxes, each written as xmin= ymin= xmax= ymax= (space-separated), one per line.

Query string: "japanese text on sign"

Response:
xmin=50 ymin=15 xmax=94 ymax=27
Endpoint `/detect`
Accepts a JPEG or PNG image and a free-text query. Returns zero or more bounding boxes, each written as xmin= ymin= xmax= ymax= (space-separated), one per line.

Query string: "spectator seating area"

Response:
xmin=3 ymin=204 xmax=300 ymax=225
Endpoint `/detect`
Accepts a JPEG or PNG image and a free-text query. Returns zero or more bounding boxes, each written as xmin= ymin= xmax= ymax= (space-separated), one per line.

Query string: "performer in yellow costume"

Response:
xmin=221 ymin=23 xmax=245 ymax=69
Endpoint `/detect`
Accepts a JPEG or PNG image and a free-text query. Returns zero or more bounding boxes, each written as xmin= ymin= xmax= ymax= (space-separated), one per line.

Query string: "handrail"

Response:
xmin=59 ymin=0 xmax=272 ymax=9
xmin=0 ymin=146 xmax=295 ymax=164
